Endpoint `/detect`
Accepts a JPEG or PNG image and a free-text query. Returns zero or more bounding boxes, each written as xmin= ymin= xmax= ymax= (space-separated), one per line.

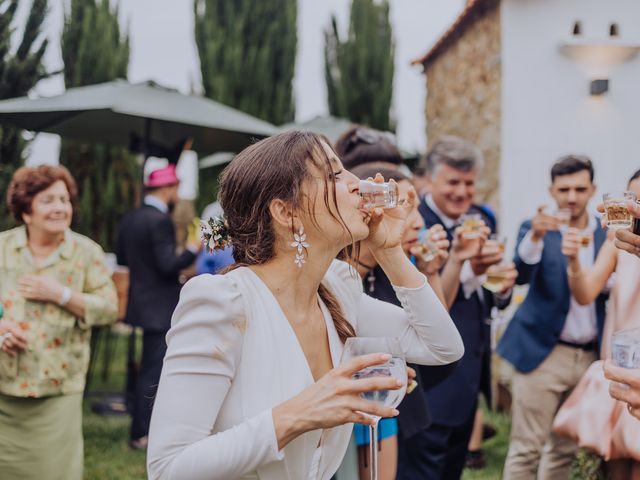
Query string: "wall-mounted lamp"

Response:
xmin=590 ymin=79 xmax=609 ymax=96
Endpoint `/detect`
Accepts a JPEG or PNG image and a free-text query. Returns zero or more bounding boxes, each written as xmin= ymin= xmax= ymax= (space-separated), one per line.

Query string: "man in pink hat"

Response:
xmin=116 ymin=163 xmax=201 ymax=450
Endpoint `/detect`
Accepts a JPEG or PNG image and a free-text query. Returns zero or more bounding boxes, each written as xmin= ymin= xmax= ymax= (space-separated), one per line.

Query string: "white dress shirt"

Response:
xmin=425 ymin=195 xmax=487 ymax=299
xmin=144 ymin=194 xmax=169 ymax=213
xmin=517 ymin=216 xmax=598 ymax=344
xmin=147 ymin=260 xmax=463 ymax=480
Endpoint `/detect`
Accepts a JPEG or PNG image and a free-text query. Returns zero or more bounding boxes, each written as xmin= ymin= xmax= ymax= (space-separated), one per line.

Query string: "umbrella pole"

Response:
xmin=138 ymin=118 xmax=152 ymax=207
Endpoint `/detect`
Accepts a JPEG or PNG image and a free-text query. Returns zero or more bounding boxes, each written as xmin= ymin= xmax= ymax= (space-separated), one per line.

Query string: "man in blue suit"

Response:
xmin=412 ymin=136 xmax=516 ymax=480
xmin=498 ymin=155 xmax=607 ymax=479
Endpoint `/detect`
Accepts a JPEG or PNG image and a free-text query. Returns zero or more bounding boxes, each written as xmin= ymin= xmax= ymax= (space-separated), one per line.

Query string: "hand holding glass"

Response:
xmin=341 ymin=337 xmax=406 ymax=480
xmin=359 ymin=180 xmax=398 ymax=210
xmin=604 ymin=191 xmax=637 ymax=230
xmin=612 ymin=327 xmax=640 ymax=389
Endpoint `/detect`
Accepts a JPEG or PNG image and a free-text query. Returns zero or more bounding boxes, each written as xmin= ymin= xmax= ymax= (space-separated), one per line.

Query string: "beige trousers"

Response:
xmin=503 ymin=344 xmax=597 ymax=480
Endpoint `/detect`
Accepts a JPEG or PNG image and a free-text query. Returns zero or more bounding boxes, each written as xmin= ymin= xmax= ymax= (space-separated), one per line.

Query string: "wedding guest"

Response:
xmin=498 ymin=155 xmax=607 ymax=479
xmin=116 ymin=164 xmax=200 ymax=450
xmin=411 ymin=135 xmax=515 ymax=480
xmin=0 ymin=165 xmax=117 ymax=480
xmin=553 ymin=169 xmax=640 ymax=479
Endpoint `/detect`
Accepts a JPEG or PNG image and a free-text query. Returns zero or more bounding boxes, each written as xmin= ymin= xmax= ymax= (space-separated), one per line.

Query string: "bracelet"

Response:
xmin=566 ymin=267 xmax=583 ymax=279
xmin=58 ymin=287 xmax=72 ymax=307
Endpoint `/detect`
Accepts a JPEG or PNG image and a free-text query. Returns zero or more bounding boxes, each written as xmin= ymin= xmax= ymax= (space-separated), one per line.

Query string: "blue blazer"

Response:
xmin=418 ymin=200 xmax=506 ymax=427
xmin=496 ymin=219 xmax=608 ymax=373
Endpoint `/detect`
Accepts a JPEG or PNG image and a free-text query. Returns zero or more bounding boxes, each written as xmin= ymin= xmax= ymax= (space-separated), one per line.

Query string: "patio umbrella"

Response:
xmin=0 ymin=79 xmax=277 ymax=158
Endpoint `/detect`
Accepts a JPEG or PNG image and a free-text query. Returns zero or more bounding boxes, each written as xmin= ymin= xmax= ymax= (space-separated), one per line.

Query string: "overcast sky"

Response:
xmin=19 ymin=0 xmax=464 ymax=162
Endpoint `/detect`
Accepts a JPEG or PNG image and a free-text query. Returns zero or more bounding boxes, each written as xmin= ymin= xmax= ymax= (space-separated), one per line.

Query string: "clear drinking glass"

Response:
xmin=604 ymin=191 xmax=637 ymax=230
xmin=554 ymin=208 xmax=572 ymax=232
xmin=358 ymin=180 xmax=398 ymax=210
xmin=482 ymin=264 xmax=511 ymax=293
xmin=460 ymin=213 xmax=483 ymax=239
xmin=415 ymin=228 xmax=439 ymax=262
xmin=341 ymin=337 xmax=407 ymax=480
xmin=612 ymin=327 xmax=640 ymax=388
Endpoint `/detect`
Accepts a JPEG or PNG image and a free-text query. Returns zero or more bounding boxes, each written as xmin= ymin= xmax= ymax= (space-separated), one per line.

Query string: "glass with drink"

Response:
xmin=612 ymin=327 xmax=640 ymax=388
xmin=604 ymin=191 xmax=637 ymax=230
xmin=415 ymin=228 xmax=439 ymax=262
xmin=579 ymin=231 xmax=592 ymax=247
xmin=460 ymin=213 xmax=483 ymax=239
xmin=341 ymin=337 xmax=407 ymax=480
xmin=359 ymin=180 xmax=398 ymax=210
xmin=483 ymin=264 xmax=512 ymax=293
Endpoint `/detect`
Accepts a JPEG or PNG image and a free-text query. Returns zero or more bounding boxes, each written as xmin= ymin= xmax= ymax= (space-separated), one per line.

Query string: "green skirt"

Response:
xmin=0 ymin=393 xmax=83 ymax=480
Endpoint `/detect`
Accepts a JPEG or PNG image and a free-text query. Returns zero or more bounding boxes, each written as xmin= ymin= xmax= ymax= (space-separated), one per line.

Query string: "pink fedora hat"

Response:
xmin=145 ymin=164 xmax=179 ymax=188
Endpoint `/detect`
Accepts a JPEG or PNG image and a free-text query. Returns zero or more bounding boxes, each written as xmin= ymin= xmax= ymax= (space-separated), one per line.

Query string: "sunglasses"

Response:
xmin=344 ymin=127 xmax=397 ymax=154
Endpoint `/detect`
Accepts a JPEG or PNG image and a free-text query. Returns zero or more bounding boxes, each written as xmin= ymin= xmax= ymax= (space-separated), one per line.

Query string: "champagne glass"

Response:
xmin=341 ymin=337 xmax=407 ymax=480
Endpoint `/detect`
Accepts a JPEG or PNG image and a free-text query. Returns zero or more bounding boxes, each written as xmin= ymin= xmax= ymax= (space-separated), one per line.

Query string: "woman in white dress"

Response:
xmin=147 ymin=131 xmax=464 ymax=480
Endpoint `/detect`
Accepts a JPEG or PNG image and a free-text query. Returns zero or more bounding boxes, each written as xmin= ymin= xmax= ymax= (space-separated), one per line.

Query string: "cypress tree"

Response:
xmin=324 ymin=0 xmax=395 ymax=131
xmin=0 ymin=0 xmax=48 ymax=230
xmin=194 ymin=0 xmax=297 ymax=125
xmin=59 ymin=0 xmax=136 ymax=250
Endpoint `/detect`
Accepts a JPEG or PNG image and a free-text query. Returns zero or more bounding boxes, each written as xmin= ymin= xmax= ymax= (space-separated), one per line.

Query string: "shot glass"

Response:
xmin=604 ymin=191 xmax=637 ymax=230
xmin=579 ymin=231 xmax=592 ymax=248
xmin=554 ymin=208 xmax=571 ymax=232
xmin=415 ymin=228 xmax=439 ymax=262
xmin=358 ymin=179 xmax=398 ymax=210
xmin=482 ymin=263 xmax=511 ymax=294
xmin=612 ymin=327 xmax=640 ymax=388
xmin=460 ymin=213 xmax=483 ymax=239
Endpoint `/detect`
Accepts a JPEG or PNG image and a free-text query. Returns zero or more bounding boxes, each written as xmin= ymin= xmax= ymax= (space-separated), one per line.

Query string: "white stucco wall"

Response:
xmin=500 ymin=0 xmax=640 ymax=247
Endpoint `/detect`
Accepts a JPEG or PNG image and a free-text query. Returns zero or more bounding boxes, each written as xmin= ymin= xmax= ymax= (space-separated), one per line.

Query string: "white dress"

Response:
xmin=147 ymin=260 xmax=464 ymax=480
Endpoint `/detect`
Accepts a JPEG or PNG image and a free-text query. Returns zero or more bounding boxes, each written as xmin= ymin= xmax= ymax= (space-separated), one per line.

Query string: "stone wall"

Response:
xmin=424 ymin=1 xmax=502 ymax=210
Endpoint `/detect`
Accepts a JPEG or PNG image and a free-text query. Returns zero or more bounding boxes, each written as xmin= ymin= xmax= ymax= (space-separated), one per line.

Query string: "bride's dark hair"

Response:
xmin=218 ymin=130 xmax=356 ymax=342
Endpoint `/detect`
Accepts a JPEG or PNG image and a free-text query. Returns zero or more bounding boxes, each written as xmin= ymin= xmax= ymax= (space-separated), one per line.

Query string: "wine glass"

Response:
xmin=341 ymin=337 xmax=407 ymax=480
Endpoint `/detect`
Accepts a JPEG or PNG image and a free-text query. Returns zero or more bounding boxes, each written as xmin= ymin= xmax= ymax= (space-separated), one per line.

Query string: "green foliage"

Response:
xmin=194 ymin=0 xmax=297 ymax=125
xmin=59 ymin=0 xmax=137 ymax=251
xmin=324 ymin=0 xmax=395 ymax=131
xmin=0 ymin=0 xmax=48 ymax=230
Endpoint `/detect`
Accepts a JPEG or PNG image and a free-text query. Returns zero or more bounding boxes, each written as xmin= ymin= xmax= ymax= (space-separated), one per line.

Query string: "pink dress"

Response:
xmin=553 ymin=251 xmax=640 ymax=461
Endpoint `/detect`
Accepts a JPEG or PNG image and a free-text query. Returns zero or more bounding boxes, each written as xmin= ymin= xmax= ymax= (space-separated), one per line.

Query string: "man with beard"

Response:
xmin=117 ymin=163 xmax=200 ymax=450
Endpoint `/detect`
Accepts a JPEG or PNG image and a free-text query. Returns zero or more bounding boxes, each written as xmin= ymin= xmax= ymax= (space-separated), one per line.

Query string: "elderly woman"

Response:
xmin=0 ymin=165 xmax=118 ymax=480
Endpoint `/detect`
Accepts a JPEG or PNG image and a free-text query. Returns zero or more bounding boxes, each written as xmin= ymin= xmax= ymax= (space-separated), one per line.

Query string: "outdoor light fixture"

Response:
xmin=590 ymin=79 xmax=609 ymax=96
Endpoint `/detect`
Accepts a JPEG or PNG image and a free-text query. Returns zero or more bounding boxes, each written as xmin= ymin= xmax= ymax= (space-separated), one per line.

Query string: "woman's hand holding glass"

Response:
xmin=272 ymin=352 xmax=403 ymax=450
xmin=18 ymin=274 xmax=64 ymax=304
xmin=363 ymin=174 xmax=416 ymax=253
xmin=0 ymin=319 xmax=27 ymax=356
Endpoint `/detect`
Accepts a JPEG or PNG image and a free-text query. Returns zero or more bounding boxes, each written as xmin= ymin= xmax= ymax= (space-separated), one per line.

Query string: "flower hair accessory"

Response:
xmin=201 ymin=216 xmax=231 ymax=253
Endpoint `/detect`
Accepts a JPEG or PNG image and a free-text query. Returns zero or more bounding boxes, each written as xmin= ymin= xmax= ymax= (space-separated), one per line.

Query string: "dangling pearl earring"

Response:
xmin=290 ymin=225 xmax=310 ymax=268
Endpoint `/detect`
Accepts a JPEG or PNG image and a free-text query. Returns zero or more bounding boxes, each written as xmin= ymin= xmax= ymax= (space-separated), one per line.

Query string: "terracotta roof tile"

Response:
xmin=411 ymin=0 xmax=491 ymax=68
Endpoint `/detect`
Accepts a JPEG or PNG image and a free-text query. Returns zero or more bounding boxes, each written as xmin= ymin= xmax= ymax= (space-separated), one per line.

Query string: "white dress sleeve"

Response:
xmin=147 ymin=274 xmax=283 ymax=480
xmin=329 ymin=260 xmax=464 ymax=366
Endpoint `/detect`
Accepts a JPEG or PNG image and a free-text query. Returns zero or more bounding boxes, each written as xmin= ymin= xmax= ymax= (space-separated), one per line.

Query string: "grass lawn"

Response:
xmin=82 ymin=329 xmax=601 ymax=480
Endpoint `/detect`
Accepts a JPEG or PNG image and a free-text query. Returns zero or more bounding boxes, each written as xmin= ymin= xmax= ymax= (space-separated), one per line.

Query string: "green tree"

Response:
xmin=59 ymin=0 xmax=136 ymax=250
xmin=0 ymin=0 xmax=49 ymax=230
xmin=194 ymin=0 xmax=297 ymax=125
xmin=324 ymin=0 xmax=395 ymax=131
